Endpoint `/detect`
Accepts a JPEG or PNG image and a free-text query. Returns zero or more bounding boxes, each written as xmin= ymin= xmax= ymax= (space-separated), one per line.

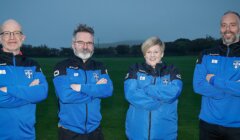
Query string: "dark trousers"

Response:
xmin=199 ymin=120 xmax=240 ymax=140
xmin=58 ymin=126 xmax=104 ymax=140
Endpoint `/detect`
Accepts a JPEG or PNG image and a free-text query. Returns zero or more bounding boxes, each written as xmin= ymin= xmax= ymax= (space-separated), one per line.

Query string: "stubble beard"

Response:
xmin=222 ymin=31 xmax=240 ymax=45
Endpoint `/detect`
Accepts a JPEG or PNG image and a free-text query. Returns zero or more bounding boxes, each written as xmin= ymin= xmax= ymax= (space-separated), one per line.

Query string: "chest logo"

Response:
xmin=233 ymin=60 xmax=240 ymax=69
xmin=93 ymin=73 xmax=99 ymax=81
xmin=74 ymin=73 xmax=79 ymax=77
xmin=139 ymin=76 xmax=145 ymax=80
xmin=24 ymin=70 xmax=33 ymax=79
xmin=162 ymin=78 xmax=169 ymax=85
xmin=211 ymin=59 xmax=218 ymax=64
xmin=0 ymin=70 xmax=6 ymax=74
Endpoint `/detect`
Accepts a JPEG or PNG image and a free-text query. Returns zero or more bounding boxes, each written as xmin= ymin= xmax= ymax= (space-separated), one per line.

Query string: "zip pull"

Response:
xmin=227 ymin=47 xmax=230 ymax=56
xmin=13 ymin=55 xmax=16 ymax=66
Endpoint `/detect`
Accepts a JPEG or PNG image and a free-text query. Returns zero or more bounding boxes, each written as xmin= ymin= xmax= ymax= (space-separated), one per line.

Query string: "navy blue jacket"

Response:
xmin=0 ymin=50 xmax=48 ymax=139
xmin=53 ymin=56 xmax=113 ymax=134
xmin=193 ymin=41 xmax=240 ymax=127
xmin=124 ymin=62 xmax=183 ymax=140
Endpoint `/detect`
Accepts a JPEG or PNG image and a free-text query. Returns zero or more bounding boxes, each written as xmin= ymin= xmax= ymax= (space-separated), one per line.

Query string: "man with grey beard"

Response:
xmin=53 ymin=24 xmax=113 ymax=140
xmin=193 ymin=11 xmax=240 ymax=140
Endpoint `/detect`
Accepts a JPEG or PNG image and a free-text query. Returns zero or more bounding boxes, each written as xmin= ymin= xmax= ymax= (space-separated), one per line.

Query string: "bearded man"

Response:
xmin=53 ymin=24 xmax=113 ymax=140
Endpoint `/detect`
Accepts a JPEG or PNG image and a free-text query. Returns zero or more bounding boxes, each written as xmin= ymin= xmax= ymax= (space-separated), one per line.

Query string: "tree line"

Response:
xmin=1 ymin=36 xmax=220 ymax=57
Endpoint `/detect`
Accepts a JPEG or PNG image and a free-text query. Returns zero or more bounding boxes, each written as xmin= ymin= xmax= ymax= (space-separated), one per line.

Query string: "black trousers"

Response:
xmin=199 ymin=120 xmax=240 ymax=140
xmin=58 ymin=126 xmax=104 ymax=140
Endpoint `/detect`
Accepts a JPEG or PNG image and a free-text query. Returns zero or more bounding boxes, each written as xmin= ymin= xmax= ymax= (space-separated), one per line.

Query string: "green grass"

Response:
xmin=35 ymin=56 xmax=201 ymax=140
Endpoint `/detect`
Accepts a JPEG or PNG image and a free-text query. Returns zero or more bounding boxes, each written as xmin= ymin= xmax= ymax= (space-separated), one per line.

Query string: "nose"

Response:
xmin=9 ymin=32 xmax=15 ymax=39
xmin=83 ymin=45 xmax=88 ymax=49
xmin=150 ymin=52 xmax=155 ymax=57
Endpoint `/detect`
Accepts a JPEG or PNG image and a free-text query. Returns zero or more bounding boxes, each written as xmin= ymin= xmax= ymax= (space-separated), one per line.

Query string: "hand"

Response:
xmin=206 ymin=74 xmax=215 ymax=82
xmin=0 ymin=87 xmax=7 ymax=93
xmin=96 ymin=78 xmax=107 ymax=84
xmin=29 ymin=79 xmax=40 ymax=87
xmin=70 ymin=84 xmax=81 ymax=92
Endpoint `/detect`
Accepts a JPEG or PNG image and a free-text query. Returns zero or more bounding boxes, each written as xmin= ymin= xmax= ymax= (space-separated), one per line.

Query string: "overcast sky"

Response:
xmin=0 ymin=0 xmax=239 ymax=48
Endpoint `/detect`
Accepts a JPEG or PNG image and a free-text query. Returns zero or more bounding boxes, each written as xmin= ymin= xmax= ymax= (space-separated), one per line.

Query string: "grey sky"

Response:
xmin=0 ymin=0 xmax=239 ymax=48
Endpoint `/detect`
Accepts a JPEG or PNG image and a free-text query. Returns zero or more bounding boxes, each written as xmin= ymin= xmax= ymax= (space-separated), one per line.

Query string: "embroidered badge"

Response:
xmin=0 ymin=70 xmax=6 ymax=74
xmin=54 ymin=70 xmax=59 ymax=77
xmin=162 ymin=77 xmax=169 ymax=85
xmin=176 ymin=74 xmax=182 ymax=79
xmin=125 ymin=73 xmax=129 ymax=79
xmin=211 ymin=59 xmax=218 ymax=64
xmin=93 ymin=73 xmax=99 ymax=81
xmin=24 ymin=70 xmax=33 ymax=79
xmin=233 ymin=60 xmax=240 ymax=69
xmin=74 ymin=73 xmax=79 ymax=77
xmin=139 ymin=76 xmax=145 ymax=80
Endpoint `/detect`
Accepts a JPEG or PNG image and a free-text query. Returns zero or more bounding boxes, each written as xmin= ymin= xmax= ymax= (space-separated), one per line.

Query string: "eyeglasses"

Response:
xmin=0 ymin=31 xmax=23 ymax=38
xmin=74 ymin=41 xmax=94 ymax=47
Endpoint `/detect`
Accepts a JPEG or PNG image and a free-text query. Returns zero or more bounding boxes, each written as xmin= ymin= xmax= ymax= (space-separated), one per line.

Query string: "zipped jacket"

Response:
xmin=124 ymin=62 xmax=183 ymax=140
xmin=53 ymin=56 xmax=113 ymax=134
xmin=193 ymin=41 xmax=240 ymax=127
xmin=0 ymin=50 xmax=48 ymax=140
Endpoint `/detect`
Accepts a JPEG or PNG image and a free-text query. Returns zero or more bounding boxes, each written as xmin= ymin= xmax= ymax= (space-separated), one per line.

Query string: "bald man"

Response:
xmin=193 ymin=11 xmax=240 ymax=140
xmin=0 ymin=19 xmax=48 ymax=139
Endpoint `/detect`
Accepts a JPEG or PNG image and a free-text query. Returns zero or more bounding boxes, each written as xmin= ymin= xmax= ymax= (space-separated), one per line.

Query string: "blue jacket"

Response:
xmin=124 ymin=62 xmax=183 ymax=140
xmin=53 ymin=56 xmax=113 ymax=134
xmin=0 ymin=50 xmax=48 ymax=140
xmin=193 ymin=41 xmax=240 ymax=127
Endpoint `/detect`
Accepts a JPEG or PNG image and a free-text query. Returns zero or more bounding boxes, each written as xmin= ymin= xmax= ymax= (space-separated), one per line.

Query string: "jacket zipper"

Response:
xmin=84 ymin=70 xmax=88 ymax=134
xmin=148 ymin=76 xmax=157 ymax=140
xmin=226 ymin=47 xmax=230 ymax=57
xmin=13 ymin=56 xmax=17 ymax=82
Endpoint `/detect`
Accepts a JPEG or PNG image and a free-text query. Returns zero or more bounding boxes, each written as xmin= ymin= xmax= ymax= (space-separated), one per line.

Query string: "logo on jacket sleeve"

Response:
xmin=233 ymin=60 xmax=240 ymax=69
xmin=24 ymin=70 xmax=33 ymax=79
xmin=54 ymin=70 xmax=60 ymax=77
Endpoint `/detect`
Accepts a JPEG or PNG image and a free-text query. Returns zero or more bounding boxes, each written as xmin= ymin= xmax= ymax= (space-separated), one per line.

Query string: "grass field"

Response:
xmin=35 ymin=56 xmax=201 ymax=140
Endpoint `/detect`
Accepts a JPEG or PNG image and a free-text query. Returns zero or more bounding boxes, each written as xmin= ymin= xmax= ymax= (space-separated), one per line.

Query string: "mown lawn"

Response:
xmin=35 ymin=56 xmax=201 ymax=140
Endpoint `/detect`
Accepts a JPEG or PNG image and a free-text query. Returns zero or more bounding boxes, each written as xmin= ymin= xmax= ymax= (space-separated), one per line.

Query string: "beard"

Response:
xmin=222 ymin=31 xmax=240 ymax=45
xmin=74 ymin=48 xmax=94 ymax=61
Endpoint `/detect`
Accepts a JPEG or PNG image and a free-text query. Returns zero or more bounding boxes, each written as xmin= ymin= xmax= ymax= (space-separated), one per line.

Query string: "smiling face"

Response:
xmin=220 ymin=13 xmax=240 ymax=46
xmin=72 ymin=32 xmax=94 ymax=62
xmin=144 ymin=45 xmax=164 ymax=68
xmin=0 ymin=19 xmax=25 ymax=55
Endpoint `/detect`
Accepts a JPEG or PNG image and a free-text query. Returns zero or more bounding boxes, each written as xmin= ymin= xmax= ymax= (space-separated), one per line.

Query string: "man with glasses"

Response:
xmin=193 ymin=11 xmax=240 ymax=140
xmin=0 ymin=19 xmax=48 ymax=139
xmin=53 ymin=24 xmax=113 ymax=140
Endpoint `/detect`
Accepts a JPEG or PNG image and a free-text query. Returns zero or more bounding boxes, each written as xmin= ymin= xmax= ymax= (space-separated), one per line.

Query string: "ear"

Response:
xmin=71 ymin=39 xmax=75 ymax=50
xmin=21 ymin=35 xmax=26 ymax=41
xmin=161 ymin=52 xmax=164 ymax=58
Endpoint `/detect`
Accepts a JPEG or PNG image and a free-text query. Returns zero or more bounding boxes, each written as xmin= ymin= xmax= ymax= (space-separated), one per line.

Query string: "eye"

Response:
xmin=3 ymin=32 xmax=10 ymax=35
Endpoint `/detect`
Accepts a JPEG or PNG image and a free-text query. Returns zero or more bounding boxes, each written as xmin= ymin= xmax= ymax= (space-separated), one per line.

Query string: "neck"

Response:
xmin=3 ymin=48 xmax=20 ymax=55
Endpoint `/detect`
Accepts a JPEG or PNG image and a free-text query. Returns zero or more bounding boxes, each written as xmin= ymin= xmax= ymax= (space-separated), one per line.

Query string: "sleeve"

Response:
xmin=209 ymin=75 xmax=240 ymax=96
xmin=145 ymin=66 xmax=183 ymax=103
xmin=7 ymin=63 xmax=48 ymax=103
xmin=124 ymin=65 xmax=161 ymax=111
xmin=53 ymin=62 xmax=92 ymax=104
xmin=0 ymin=90 xmax=29 ymax=108
xmin=81 ymin=67 xmax=113 ymax=98
xmin=193 ymin=53 xmax=225 ymax=99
